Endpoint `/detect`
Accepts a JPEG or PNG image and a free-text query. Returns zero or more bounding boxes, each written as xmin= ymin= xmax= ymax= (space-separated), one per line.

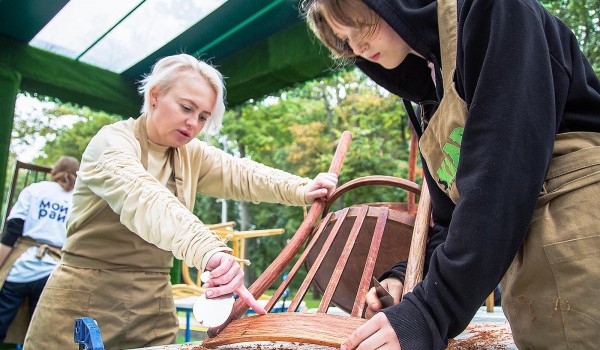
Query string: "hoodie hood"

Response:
xmin=356 ymin=0 xmax=441 ymax=103
xmin=364 ymin=0 xmax=440 ymax=60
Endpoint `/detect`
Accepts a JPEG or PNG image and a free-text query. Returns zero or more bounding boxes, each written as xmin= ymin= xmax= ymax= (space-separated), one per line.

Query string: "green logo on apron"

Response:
xmin=436 ymin=127 xmax=463 ymax=191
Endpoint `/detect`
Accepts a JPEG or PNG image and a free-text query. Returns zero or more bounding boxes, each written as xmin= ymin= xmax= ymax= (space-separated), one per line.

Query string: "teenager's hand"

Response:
xmin=365 ymin=277 xmax=403 ymax=319
xmin=341 ymin=312 xmax=401 ymax=350
xmin=304 ymin=172 xmax=338 ymax=203
xmin=203 ymin=252 xmax=266 ymax=314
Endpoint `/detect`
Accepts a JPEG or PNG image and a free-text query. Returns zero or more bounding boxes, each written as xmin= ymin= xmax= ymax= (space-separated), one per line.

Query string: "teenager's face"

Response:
xmin=327 ymin=11 xmax=414 ymax=69
xmin=147 ymin=71 xmax=216 ymax=148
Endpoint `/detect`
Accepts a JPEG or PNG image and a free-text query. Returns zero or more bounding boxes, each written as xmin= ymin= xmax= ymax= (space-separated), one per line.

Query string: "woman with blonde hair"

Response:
xmin=0 ymin=156 xmax=79 ymax=344
xmin=24 ymin=54 xmax=338 ymax=349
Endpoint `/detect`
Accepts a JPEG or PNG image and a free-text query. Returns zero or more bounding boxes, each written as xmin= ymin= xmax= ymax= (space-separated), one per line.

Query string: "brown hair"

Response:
xmin=300 ymin=0 xmax=379 ymax=62
xmin=51 ymin=156 xmax=80 ymax=191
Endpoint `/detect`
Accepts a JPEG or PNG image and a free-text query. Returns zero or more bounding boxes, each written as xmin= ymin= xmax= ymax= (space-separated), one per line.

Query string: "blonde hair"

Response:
xmin=51 ymin=156 xmax=79 ymax=192
xmin=300 ymin=0 xmax=379 ymax=63
xmin=138 ymin=54 xmax=226 ymax=136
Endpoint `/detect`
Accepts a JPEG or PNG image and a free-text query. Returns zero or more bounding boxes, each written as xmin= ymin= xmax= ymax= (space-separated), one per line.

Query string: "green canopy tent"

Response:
xmin=0 ymin=0 xmax=333 ymax=205
xmin=0 ymin=0 xmax=333 ymax=286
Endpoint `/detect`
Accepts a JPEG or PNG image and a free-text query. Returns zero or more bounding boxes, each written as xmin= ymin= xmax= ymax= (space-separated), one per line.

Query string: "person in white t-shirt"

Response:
xmin=0 ymin=156 xmax=79 ymax=344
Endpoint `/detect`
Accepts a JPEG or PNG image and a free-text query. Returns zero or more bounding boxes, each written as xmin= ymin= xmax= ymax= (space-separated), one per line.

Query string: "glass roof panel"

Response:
xmin=29 ymin=0 xmax=227 ymax=74
xmin=29 ymin=0 xmax=142 ymax=59
xmin=80 ymin=0 xmax=227 ymax=73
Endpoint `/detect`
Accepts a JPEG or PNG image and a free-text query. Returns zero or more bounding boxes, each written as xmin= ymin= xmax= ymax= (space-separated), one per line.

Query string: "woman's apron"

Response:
xmin=0 ymin=237 xmax=61 ymax=344
xmin=24 ymin=116 xmax=187 ymax=349
xmin=419 ymin=0 xmax=600 ymax=348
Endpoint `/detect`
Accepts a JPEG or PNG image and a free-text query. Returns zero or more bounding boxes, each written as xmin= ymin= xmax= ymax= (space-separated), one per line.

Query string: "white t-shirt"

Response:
xmin=6 ymin=181 xmax=73 ymax=283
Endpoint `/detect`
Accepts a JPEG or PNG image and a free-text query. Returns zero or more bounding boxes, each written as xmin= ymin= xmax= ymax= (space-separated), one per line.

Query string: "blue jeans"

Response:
xmin=0 ymin=275 xmax=49 ymax=343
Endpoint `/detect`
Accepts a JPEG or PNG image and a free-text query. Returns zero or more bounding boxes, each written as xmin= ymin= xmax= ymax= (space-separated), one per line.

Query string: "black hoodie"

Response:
xmin=355 ymin=0 xmax=600 ymax=348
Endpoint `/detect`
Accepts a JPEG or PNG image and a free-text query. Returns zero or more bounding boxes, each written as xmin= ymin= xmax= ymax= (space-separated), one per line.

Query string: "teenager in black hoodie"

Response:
xmin=302 ymin=0 xmax=600 ymax=349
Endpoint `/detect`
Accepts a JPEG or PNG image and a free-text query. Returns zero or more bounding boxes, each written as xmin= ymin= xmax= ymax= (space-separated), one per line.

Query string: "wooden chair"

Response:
xmin=203 ymin=131 xmax=432 ymax=348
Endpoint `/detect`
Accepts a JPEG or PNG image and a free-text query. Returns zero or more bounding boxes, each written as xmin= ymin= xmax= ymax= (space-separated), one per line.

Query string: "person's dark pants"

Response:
xmin=0 ymin=276 xmax=49 ymax=343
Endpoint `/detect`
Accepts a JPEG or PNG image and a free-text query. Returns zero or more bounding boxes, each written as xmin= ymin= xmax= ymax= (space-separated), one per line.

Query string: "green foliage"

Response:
xmin=34 ymin=105 xmax=122 ymax=164
xmin=541 ymin=0 xmax=600 ymax=76
xmin=208 ymin=68 xmax=416 ymax=288
xmin=9 ymin=2 xmax=597 ymax=289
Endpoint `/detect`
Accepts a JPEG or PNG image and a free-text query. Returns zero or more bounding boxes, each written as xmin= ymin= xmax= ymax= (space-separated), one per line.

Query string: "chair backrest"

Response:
xmin=203 ymin=131 xmax=432 ymax=349
xmin=306 ymin=175 xmax=423 ymax=315
xmin=2 ymin=160 xmax=52 ymax=229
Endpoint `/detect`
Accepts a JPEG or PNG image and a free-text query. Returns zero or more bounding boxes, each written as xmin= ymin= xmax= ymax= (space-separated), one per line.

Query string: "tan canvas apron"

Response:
xmin=501 ymin=132 xmax=600 ymax=349
xmin=24 ymin=116 xmax=187 ymax=349
xmin=421 ymin=0 xmax=600 ymax=348
xmin=0 ymin=237 xmax=61 ymax=344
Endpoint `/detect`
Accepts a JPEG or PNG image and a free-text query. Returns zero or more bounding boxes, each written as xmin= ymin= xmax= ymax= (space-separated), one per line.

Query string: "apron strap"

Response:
xmin=170 ymin=148 xmax=187 ymax=207
xmin=134 ymin=115 xmax=187 ymax=207
xmin=134 ymin=115 xmax=149 ymax=169
xmin=437 ymin=0 xmax=459 ymax=92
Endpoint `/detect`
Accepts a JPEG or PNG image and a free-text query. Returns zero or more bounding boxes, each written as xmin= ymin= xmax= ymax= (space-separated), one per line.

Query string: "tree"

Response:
xmin=542 ymin=0 xmax=600 ymax=76
xmin=35 ymin=105 xmax=121 ymax=164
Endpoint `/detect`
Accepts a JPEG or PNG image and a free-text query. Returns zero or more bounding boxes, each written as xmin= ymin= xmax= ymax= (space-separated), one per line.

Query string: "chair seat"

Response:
xmin=203 ymin=313 xmax=366 ymax=348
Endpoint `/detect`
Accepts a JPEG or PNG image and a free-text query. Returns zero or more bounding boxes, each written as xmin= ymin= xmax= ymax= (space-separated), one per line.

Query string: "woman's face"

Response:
xmin=147 ymin=71 xmax=216 ymax=147
xmin=326 ymin=9 xmax=415 ymax=69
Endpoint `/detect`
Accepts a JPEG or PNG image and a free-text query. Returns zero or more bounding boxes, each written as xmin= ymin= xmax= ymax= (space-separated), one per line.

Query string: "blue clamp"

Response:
xmin=74 ymin=317 xmax=105 ymax=350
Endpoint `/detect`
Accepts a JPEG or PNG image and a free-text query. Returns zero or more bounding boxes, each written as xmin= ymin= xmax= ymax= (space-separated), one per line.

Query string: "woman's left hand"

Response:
xmin=341 ymin=312 xmax=401 ymax=350
xmin=203 ymin=252 xmax=266 ymax=314
xmin=304 ymin=172 xmax=338 ymax=203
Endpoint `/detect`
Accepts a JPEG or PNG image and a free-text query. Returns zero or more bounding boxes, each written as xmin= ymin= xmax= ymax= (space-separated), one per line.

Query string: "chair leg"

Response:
xmin=486 ymin=292 xmax=495 ymax=312
xmin=402 ymin=181 xmax=432 ymax=296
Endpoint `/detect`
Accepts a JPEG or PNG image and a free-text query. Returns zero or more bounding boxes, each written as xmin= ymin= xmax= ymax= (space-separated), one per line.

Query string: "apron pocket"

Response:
xmin=28 ymin=287 xmax=91 ymax=346
xmin=544 ymin=235 xmax=600 ymax=346
xmin=149 ymin=295 xmax=178 ymax=345
xmin=37 ymin=286 xmax=91 ymax=315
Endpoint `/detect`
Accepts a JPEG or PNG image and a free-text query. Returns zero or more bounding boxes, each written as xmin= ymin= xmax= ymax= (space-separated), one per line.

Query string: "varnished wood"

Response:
xmin=307 ymin=204 xmax=415 ymax=313
xmin=486 ymin=292 xmax=495 ymax=312
xmin=407 ymin=131 xmax=418 ymax=213
xmin=264 ymin=213 xmax=334 ymax=313
xmin=351 ymin=207 xmax=388 ymax=317
xmin=288 ymin=208 xmax=350 ymax=312
xmin=322 ymin=175 xmax=421 ymax=215
xmin=203 ymin=313 xmax=366 ymax=348
xmin=204 ymin=130 xmax=434 ymax=348
xmin=317 ymin=206 xmax=368 ymax=313
xmin=402 ymin=181 xmax=432 ymax=296
xmin=208 ymin=131 xmax=352 ymax=337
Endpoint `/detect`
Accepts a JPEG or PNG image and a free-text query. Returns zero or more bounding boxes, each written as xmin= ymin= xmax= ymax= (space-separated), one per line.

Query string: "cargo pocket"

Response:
xmin=151 ymin=295 xmax=178 ymax=345
xmin=544 ymin=234 xmax=600 ymax=348
xmin=26 ymin=287 xmax=91 ymax=347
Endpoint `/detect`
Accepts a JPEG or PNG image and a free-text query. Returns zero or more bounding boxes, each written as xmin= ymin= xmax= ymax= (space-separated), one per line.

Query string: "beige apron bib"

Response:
xmin=24 ymin=116 xmax=186 ymax=349
xmin=418 ymin=0 xmax=466 ymax=204
xmin=423 ymin=1 xmax=600 ymax=348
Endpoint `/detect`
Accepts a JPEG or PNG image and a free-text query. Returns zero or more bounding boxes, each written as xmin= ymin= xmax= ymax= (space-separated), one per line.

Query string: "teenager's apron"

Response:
xmin=0 ymin=237 xmax=61 ymax=344
xmin=24 ymin=116 xmax=187 ymax=349
xmin=421 ymin=0 xmax=600 ymax=348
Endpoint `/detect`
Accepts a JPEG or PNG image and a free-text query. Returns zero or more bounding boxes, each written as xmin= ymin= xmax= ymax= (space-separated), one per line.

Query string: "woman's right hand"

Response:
xmin=203 ymin=252 xmax=266 ymax=315
xmin=365 ymin=277 xmax=403 ymax=319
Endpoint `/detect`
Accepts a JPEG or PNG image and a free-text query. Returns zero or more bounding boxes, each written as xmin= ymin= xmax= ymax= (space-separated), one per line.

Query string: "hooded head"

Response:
xmin=301 ymin=0 xmax=440 ymax=102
